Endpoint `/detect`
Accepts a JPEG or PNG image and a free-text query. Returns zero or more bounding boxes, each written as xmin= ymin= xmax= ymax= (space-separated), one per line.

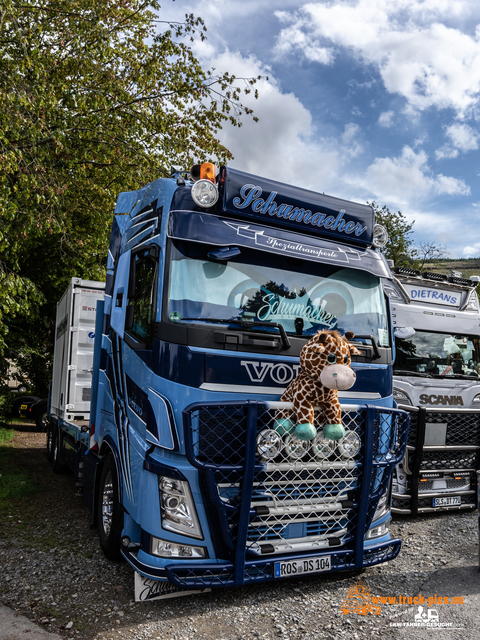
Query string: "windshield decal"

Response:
xmin=244 ymin=286 xmax=337 ymax=330
xmin=223 ymin=221 xmax=361 ymax=264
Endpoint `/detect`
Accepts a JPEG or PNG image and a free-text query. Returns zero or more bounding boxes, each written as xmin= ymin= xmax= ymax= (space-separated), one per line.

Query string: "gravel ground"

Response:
xmin=0 ymin=426 xmax=478 ymax=640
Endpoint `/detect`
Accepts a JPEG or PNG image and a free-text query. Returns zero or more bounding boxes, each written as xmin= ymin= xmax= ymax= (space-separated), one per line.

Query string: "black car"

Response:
xmin=13 ymin=395 xmax=48 ymax=430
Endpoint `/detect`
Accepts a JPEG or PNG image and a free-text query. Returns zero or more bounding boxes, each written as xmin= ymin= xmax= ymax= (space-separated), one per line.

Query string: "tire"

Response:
xmin=35 ymin=406 xmax=48 ymax=431
xmin=51 ymin=426 xmax=69 ymax=474
xmin=97 ymin=454 xmax=123 ymax=559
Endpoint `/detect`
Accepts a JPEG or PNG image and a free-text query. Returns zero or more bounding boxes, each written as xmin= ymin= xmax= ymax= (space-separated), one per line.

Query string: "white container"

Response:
xmin=50 ymin=278 xmax=105 ymax=421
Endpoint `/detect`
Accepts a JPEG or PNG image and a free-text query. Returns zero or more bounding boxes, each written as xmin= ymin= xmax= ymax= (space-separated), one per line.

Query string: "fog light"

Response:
xmin=372 ymin=224 xmax=388 ymax=248
xmin=338 ymin=430 xmax=361 ymax=459
xmin=151 ymin=536 xmax=207 ymax=558
xmin=284 ymin=434 xmax=309 ymax=460
xmin=257 ymin=429 xmax=283 ymax=460
xmin=191 ymin=179 xmax=219 ymax=208
xmin=312 ymin=431 xmax=336 ymax=459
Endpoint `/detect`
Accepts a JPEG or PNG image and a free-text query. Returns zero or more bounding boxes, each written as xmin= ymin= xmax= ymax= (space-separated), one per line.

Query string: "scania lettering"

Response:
xmin=383 ymin=267 xmax=480 ymax=515
xmin=47 ymin=164 xmax=408 ymax=601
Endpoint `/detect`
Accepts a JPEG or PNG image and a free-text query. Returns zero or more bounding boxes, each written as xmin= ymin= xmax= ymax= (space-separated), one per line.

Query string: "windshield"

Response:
xmin=394 ymin=330 xmax=480 ymax=379
xmin=165 ymin=240 xmax=390 ymax=344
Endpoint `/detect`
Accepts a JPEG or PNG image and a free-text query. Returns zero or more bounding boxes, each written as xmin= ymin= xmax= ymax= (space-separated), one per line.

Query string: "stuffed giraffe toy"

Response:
xmin=277 ymin=330 xmax=361 ymax=442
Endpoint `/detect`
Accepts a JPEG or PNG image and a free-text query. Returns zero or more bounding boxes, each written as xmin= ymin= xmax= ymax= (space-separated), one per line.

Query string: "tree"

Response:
xmin=412 ymin=241 xmax=449 ymax=271
xmin=369 ymin=202 xmax=415 ymax=267
xmin=0 ymin=0 xmax=260 ymax=407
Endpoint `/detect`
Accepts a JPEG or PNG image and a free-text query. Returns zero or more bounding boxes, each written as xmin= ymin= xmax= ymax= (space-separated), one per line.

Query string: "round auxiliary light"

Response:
xmin=284 ymin=434 xmax=310 ymax=460
xmin=191 ymin=179 xmax=219 ymax=208
xmin=372 ymin=224 xmax=388 ymax=248
xmin=257 ymin=429 xmax=283 ymax=460
xmin=338 ymin=430 xmax=362 ymax=459
xmin=312 ymin=430 xmax=336 ymax=459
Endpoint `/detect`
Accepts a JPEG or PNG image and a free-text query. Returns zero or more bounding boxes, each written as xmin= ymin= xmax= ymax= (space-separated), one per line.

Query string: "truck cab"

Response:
xmin=48 ymin=165 xmax=408 ymax=600
xmin=384 ymin=267 xmax=480 ymax=514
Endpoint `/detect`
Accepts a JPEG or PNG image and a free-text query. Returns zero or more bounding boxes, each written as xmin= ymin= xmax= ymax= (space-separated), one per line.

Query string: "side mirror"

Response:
xmin=394 ymin=327 xmax=416 ymax=339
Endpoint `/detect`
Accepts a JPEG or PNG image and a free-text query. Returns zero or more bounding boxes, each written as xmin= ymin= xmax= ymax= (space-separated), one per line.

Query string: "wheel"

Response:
xmin=51 ymin=426 xmax=69 ymax=474
xmin=97 ymin=454 xmax=123 ymax=559
xmin=35 ymin=407 xmax=48 ymax=430
xmin=17 ymin=385 xmax=27 ymax=393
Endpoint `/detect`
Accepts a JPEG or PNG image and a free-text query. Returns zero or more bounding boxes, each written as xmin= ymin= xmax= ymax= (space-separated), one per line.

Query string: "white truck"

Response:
xmin=50 ymin=278 xmax=105 ymax=426
xmin=383 ymin=267 xmax=480 ymax=514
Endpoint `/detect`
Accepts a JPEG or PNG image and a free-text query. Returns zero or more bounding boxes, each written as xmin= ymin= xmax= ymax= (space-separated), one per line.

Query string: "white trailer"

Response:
xmin=50 ymin=278 xmax=105 ymax=422
xmin=384 ymin=267 xmax=480 ymax=514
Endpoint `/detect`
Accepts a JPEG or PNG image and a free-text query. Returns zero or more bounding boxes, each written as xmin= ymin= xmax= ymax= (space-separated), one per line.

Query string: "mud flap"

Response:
xmin=134 ymin=572 xmax=211 ymax=602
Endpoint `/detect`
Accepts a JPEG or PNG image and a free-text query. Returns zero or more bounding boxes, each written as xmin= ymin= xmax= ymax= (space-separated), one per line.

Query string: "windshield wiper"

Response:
xmin=393 ymin=369 xmax=433 ymax=378
xmin=438 ymin=373 xmax=478 ymax=380
xmin=181 ymin=317 xmax=291 ymax=350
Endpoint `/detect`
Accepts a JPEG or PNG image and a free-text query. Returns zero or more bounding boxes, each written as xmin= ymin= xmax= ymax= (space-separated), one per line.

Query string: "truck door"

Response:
xmin=109 ymin=245 xmax=159 ymax=513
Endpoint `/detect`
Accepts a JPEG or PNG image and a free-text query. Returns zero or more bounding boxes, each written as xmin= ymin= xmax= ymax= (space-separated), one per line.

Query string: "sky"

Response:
xmin=161 ymin=0 xmax=480 ymax=259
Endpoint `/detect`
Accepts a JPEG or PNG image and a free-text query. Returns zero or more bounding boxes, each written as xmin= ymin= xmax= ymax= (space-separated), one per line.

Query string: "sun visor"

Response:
xmin=167 ymin=210 xmax=391 ymax=279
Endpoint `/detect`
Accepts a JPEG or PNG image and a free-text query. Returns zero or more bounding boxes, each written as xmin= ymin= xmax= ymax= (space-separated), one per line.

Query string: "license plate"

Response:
xmin=433 ymin=496 xmax=461 ymax=507
xmin=20 ymin=404 xmax=28 ymax=417
xmin=274 ymin=555 xmax=331 ymax=578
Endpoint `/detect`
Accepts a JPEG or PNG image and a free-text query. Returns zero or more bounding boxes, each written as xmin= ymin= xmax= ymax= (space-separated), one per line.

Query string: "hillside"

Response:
xmin=415 ymin=258 xmax=480 ymax=279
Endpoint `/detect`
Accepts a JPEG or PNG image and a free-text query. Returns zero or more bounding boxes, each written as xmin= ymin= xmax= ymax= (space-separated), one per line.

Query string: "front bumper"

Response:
xmin=126 ymin=401 xmax=409 ymax=589
xmin=392 ymin=405 xmax=480 ymax=515
xmin=124 ymin=539 xmax=402 ymax=588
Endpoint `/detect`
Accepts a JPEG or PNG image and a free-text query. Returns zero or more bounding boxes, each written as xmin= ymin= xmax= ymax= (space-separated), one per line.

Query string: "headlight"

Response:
xmin=337 ymin=430 xmax=361 ymax=459
xmin=393 ymin=388 xmax=412 ymax=406
xmin=284 ymin=434 xmax=310 ymax=460
xmin=372 ymin=491 xmax=390 ymax=521
xmin=159 ymin=477 xmax=203 ymax=539
xmin=191 ymin=179 xmax=219 ymax=208
xmin=312 ymin=431 xmax=336 ymax=459
xmin=151 ymin=536 xmax=207 ymax=559
xmin=366 ymin=518 xmax=390 ymax=540
xmin=472 ymin=394 xmax=480 ymax=405
xmin=257 ymin=429 xmax=283 ymax=460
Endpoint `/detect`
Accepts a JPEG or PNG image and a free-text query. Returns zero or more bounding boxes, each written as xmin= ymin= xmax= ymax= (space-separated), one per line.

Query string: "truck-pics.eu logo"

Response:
xmin=341 ymin=583 xmax=381 ymax=616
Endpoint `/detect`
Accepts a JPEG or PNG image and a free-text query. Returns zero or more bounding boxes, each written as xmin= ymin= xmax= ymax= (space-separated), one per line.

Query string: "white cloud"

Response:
xmin=436 ymin=122 xmax=478 ymax=159
xmin=435 ymin=146 xmax=459 ymax=160
xmin=363 ymin=146 xmax=470 ymax=203
xmin=273 ymin=1 xmax=480 ymax=117
xmin=445 ymin=122 xmax=479 ymax=150
xmin=378 ymin=110 xmax=395 ymax=127
xmin=463 ymin=242 xmax=480 ymax=257
xmin=202 ymin=50 xmax=341 ymax=187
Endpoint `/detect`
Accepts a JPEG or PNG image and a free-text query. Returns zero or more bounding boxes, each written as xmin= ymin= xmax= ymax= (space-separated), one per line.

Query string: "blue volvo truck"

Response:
xmin=47 ymin=164 xmax=409 ymax=601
